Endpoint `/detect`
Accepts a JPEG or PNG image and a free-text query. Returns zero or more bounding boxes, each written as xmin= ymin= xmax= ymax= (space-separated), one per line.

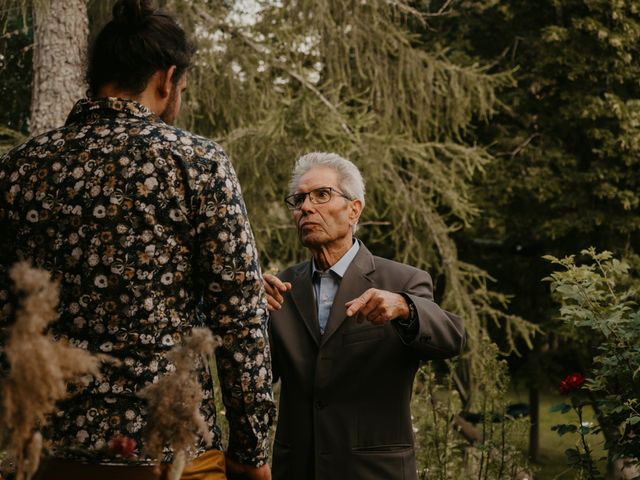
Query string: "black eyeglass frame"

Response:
xmin=284 ymin=186 xmax=352 ymax=210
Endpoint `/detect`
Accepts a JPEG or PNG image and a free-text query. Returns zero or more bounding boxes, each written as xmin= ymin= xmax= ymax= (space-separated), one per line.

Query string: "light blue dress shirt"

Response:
xmin=311 ymin=240 xmax=360 ymax=334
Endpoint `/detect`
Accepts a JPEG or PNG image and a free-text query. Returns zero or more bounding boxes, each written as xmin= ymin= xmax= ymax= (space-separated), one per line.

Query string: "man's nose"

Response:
xmin=299 ymin=195 xmax=315 ymax=212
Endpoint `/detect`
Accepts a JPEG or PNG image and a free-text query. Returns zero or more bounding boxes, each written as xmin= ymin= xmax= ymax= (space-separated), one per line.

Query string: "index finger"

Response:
xmin=264 ymin=273 xmax=291 ymax=293
xmin=345 ymin=289 xmax=375 ymax=317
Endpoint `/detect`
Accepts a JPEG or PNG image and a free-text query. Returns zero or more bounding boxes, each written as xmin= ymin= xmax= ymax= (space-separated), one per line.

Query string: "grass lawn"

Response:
xmin=509 ymin=386 xmax=607 ymax=479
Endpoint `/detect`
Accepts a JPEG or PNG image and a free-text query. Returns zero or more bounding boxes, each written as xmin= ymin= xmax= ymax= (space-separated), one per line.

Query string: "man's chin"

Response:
xmin=299 ymin=232 xmax=324 ymax=248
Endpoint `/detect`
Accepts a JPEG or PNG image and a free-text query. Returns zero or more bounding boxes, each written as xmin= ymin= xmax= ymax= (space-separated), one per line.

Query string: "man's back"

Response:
xmin=0 ymin=97 xmax=274 ymax=464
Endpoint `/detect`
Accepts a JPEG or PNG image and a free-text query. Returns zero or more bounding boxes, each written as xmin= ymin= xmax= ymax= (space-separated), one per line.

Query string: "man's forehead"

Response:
xmin=297 ymin=166 xmax=338 ymax=189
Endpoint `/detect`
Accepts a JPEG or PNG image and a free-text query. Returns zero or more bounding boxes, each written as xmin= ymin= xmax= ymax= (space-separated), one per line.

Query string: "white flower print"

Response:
xmin=169 ymin=209 xmax=183 ymax=221
xmin=144 ymin=177 xmax=158 ymax=191
xmin=142 ymin=162 xmax=155 ymax=174
xmin=93 ymin=205 xmax=106 ymax=218
xmin=160 ymin=272 xmax=173 ymax=285
xmin=143 ymin=297 xmax=154 ymax=311
xmin=88 ymin=253 xmax=100 ymax=266
xmin=94 ymin=275 xmax=108 ymax=288
xmin=26 ymin=210 xmax=39 ymax=222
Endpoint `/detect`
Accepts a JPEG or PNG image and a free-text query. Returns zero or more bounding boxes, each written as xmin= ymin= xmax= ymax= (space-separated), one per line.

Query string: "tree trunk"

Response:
xmin=30 ymin=0 xmax=88 ymax=137
xmin=528 ymin=385 xmax=539 ymax=462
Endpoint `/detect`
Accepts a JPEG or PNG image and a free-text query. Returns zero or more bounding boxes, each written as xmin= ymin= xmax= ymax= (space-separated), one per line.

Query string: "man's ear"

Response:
xmin=349 ymin=199 xmax=363 ymax=225
xmin=158 ymin=65 xmax=177 ymax=99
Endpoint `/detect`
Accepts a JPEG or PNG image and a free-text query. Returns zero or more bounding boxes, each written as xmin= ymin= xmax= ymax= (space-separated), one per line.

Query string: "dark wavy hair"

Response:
xmin=87 ymin=0 xmax=195 ymax=97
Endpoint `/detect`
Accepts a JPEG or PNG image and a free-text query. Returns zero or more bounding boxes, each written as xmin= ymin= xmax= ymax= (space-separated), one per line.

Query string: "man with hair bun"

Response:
xmin=0 ymin=1 xmax=274 ymax=479
xmin=264 ymin=152 xmax=465 ymax=480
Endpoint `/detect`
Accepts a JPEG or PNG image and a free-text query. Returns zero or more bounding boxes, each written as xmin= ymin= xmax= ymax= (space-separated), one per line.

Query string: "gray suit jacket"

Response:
xmin=269 ymin=243 xmax=465 ymax=480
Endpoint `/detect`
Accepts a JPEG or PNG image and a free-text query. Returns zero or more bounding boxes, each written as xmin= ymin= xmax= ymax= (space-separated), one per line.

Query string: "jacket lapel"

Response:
xmin=290 ymin=261 xmax=321 ymax=346
xmin=320 ymin=244 xmax=376 ymax=347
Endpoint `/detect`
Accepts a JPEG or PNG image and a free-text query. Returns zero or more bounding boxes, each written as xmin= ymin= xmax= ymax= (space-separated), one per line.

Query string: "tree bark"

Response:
xmin=30 ymin=0 xmax=88 ymax=137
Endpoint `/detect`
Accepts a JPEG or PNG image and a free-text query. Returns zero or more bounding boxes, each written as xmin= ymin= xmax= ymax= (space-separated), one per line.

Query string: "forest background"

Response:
xmin=0 ymin=0 xmax=639 ymax=479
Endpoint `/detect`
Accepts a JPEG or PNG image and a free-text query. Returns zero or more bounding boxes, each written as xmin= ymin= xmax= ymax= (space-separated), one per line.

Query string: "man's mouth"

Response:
xmin=299 ymin=220 xmax=319 ymax=229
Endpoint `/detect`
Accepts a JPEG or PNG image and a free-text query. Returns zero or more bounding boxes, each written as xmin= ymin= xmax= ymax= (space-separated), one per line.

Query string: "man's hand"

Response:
xmin=345 ymin=288 xmax=410 ymax=325
xmin=263 ymin=273 xmax=292 ymax=311
xmin=225 ymin=456 xmax=272 ymax=480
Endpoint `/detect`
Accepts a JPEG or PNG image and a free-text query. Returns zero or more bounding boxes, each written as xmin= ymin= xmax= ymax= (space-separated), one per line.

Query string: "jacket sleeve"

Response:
xmin=394 ymin=268 xmax=465 ymax=359
xmin=193 ymin=147 xmax=276 ymax=467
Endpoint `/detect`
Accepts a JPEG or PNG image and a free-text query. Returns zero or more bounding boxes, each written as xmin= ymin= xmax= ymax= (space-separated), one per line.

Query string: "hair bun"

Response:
xmin=112 ymin=0 xmax=155 ymax=27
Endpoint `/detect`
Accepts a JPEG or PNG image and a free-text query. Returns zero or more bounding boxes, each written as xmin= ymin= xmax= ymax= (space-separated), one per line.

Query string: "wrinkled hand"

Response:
xmin=263 ymin=273 xmax=292 ymax=311
xmin=225 ymin=456 xmax=272 ymax=480
xmin=345 ymin=288 xmax=410 ymax=325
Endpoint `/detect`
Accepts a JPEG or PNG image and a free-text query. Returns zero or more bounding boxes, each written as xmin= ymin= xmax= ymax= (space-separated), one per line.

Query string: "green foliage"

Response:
xmin=412 ymin=340 xmax=530 ymax=479
xmin=550 ymin=394 xmax=604 ymax=479
xmin=426 ymin=0 xmax=640 ymax=334
xmin=412 ymin=363 xmax=466 ymax=478
xmin=546 ymin=248 xmax=640 ymax=470
xmin=468 ymin=0 xmax=640 ymax=246
xmin=412 ymin=0 xmax=640 ymax=411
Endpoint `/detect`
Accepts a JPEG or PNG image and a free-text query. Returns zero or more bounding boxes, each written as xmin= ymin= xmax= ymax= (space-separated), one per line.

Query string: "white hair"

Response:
xmin=288 ymin=152 xmax=365 ymax=233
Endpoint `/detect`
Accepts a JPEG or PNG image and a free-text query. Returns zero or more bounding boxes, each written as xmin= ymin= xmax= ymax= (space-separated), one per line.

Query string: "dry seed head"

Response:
xmin=0 ymin=262 xmax=108 ymax=480
xmin=137 ymin=327 xmax=218 ymax=474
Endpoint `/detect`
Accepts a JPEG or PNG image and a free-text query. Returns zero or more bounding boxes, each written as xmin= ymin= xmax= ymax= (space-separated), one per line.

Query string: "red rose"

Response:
xmin=108 ymin=435 xmax=137 ymax=458
xmin=559 ymin=373 xmax=586 ymax=394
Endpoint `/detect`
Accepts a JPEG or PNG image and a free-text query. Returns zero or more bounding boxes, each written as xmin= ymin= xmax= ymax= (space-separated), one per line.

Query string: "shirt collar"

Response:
xmin=312 ymin=239 xmax=360 ymax=279
xmin=65 ymin=97 xmax=163 ymax=126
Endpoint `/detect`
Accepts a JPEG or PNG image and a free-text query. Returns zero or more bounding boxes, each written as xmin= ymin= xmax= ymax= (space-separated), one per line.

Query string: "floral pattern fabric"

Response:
xmin=0 ymin=98 xmax=275 ymax=466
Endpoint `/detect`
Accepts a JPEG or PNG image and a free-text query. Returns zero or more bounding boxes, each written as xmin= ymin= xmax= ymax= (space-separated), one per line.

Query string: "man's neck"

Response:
xmin=95 ymin=84 xmax=156 ymax=116
xmin=310 ymin=238 xmax=354 ymax=271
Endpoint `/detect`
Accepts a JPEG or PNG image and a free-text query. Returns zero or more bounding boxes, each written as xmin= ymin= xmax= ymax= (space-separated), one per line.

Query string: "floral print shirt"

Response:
xmin=0 ymin=98 xmax=275 ymax=466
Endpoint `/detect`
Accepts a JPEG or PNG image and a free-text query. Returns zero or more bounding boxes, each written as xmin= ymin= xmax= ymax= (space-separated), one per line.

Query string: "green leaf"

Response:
xmin=565 ymin=447 xmax=580 ymax=459
xmin=550 ymin=403 xmax=572 ymax=414
xmin=552 ymin=424 xmax=578 ymax=436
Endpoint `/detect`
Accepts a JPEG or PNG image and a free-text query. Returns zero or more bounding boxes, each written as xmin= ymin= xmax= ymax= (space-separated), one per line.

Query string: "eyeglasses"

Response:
xmin=284 ymin=187 xmax=351 ymax=210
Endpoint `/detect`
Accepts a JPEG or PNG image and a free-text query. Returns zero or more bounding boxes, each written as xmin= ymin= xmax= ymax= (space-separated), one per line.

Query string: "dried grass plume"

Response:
xmin=0 ymin=262 xmax=107 ymax=480
xmin=137 ymin=327 xmax=219 ymax=479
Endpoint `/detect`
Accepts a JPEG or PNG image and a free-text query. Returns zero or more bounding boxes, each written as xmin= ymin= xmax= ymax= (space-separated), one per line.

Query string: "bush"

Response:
xmin=545 ymin=248 xmax=640 ymax=477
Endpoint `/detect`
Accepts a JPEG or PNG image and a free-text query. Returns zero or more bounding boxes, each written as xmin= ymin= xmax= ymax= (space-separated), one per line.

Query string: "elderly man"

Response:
xmin=264 ymin=152 xmax=465 ymax=480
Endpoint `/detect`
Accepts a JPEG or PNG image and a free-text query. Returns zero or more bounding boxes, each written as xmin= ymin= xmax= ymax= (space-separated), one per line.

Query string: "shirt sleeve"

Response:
xmin=192 ymin=146 xmax=275 ymax=466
